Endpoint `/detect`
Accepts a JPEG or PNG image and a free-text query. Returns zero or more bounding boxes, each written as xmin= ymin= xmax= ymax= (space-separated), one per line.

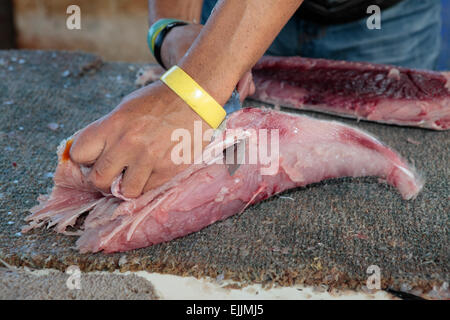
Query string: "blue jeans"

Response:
xmin=201 ymin=0 xmax=442 ymax=70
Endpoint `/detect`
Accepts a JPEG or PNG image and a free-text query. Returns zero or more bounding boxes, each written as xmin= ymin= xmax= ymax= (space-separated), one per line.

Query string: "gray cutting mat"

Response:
xmin=0 ymin=50 xmax=448 ymax=294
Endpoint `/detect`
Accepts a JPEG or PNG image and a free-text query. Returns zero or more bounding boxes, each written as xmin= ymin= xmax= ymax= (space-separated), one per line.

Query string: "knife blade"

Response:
xmin=222 ymin=90 xmax=244 ymax=176
xmin=223 ymin=89 xmax=242 ymax=115
xmin=223 ymin=138 xmax=246 ymax=176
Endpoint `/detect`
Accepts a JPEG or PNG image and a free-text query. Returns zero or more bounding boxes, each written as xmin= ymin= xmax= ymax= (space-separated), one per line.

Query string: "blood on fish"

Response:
xmin=339 ymin=128 xmax=381 ymax=152
xmin=251 ymin=56 xmax=450 ymax=130
xmin=61 ymin=139 xmax=73 ymax=162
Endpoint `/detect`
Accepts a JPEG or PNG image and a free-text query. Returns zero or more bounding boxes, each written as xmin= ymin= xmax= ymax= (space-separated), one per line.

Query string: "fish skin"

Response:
xmin=23 ymin=108 xmax=423 ymax=253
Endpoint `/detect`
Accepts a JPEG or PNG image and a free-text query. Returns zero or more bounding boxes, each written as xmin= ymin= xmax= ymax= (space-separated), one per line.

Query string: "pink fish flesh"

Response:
xmin=22 ymin=108 xmax=423 ymax=253
xmin=251 ymin=56 xmax=450 ymax=130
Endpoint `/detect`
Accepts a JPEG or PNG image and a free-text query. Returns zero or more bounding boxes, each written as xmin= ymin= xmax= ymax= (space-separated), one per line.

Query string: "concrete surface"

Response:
xmin=0 ymin=267 xmax=157 ymax=300
xmin=0 ymin=265 xmax=396 ymax=300
xmin=0 ymin=50 xmax=448 ymax=298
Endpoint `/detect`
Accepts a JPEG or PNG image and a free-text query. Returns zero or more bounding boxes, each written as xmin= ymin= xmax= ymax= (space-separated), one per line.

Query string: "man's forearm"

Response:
xmin=148 ymin=0 xmax=204 ymax=25
xmin=178 ymin=0 xmax=303 ymax=105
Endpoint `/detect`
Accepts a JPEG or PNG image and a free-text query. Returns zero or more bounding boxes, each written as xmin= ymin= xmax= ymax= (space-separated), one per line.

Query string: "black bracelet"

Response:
xmin=154 ymin=21 xmax=188 ymax=69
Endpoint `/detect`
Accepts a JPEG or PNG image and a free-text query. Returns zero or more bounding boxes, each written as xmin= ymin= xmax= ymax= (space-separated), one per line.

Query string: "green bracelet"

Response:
xmin=147 ymin=18 xmax=180 ymax=56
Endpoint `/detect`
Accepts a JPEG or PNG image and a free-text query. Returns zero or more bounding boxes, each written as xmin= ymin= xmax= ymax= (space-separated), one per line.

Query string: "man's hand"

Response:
xmin=70 ymin=81 xmax=210 ymax=198
xmin=70 ymin=23 xmax=255 ymax=199
xmin=161 ymin=24 xmax=255 ymax=101
xmin=72 ymin=0 xmax=301 ymax=197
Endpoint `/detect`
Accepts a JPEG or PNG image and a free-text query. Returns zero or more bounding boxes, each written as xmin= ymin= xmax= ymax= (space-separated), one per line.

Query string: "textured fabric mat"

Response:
xmin=0 ymin=50 xmax=448 ymax=295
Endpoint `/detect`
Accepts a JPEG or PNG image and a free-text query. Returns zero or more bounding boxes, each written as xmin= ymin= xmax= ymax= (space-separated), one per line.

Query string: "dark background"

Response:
xmin=0 ymin=0 xmax=449 ymax=69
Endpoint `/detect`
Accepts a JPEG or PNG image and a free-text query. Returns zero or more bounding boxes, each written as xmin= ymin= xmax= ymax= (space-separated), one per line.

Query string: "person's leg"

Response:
xmin=202 ymin=0 xmax=301 ymax=56
xmin=306 ymin=0 xmax=442 ymax=70
xmin=201 ymin=0 xmax=218 ymax=24
xmin=264 ymin=18 xmax=303 ymax=57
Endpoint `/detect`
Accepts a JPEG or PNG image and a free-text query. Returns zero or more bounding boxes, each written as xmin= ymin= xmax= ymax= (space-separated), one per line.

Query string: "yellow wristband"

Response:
xmin=160 ymin=66 xmax=226 ymax=129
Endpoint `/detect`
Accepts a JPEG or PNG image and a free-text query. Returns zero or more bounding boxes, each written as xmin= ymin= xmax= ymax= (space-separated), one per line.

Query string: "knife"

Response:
xmin=223 ymin=138 xmax=246 ymax=176
xmin=222 ymin=89 xmax=244 ymax=176
xmin=223 ymin=89 xmax=242 ymax=115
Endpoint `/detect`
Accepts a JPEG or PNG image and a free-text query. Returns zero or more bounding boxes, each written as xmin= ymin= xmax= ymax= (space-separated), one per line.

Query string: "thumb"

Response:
xmin=70 ymin=121 xmax=106 ymax=165
xmin=237 ymin=71 xmax=255 ymax=101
